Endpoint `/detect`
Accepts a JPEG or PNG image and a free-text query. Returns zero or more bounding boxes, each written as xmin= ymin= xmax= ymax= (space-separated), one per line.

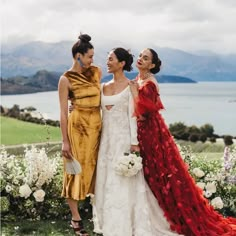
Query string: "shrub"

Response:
xmin=189 ymin=133 xmax=199 ymax=142
xmin=209 ymin=137 xmax=216 ymax=143
xmin=199 ymin=134 xmax=207 ymax=143
xmin=169 ymin=122 xmax=187 ymax=139
xmin=187 ymin=125 xmax=201 ymax=134
xmin=224 ymin=135 xmax=234 ymax=146
xmin=200 ymin=124 xmax=214 ymax=137
xmin=179 ymin=132 xmax=190 ymax=141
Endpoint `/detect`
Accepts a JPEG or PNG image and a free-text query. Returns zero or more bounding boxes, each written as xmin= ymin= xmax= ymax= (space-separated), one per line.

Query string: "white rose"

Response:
xmin=19 ymin=184 xmax=32 ymax=199
xmin=193 ymin=168 xmax=205 ymax=178
xmin=196 ymin=182 xmax=205 ymax=190
xmin=5 ymin=185 xmax=12 ymax=193
xmin=33 ymin=189 xmax=46 ymax=202
xmin=205 ymin=182 xmax=216 ymax=193
xmin=211 ymin=197 xmax=224 ymax=209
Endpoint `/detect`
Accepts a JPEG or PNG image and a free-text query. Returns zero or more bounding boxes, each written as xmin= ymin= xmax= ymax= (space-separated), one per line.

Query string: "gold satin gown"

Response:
xmin=61 ymin=66 xmax=102 ymax=200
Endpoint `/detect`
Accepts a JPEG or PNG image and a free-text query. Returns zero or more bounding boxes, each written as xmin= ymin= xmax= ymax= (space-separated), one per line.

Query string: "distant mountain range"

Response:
xmin=1 ymin=41 xmax=236 ymax=81
xmin=0 ymin=70 xmax=196 ymax=95
xmin=102 ymin=73 xmax=196 ymax=83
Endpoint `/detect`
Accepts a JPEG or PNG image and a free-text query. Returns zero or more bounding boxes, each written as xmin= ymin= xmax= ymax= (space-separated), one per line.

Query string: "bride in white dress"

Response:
xmin=93 ymin=48 xmax=181 ymax=236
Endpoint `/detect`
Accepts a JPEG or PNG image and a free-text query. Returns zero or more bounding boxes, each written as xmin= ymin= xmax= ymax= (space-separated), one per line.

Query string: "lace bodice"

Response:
xmin=101 ymin=84 xmax=138 ymax=145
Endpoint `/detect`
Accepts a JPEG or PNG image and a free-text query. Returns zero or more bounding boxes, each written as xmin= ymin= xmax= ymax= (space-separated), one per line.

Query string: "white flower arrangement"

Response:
xmin=33 ymin=189 xmax=46 ymax=202
xmin=182 ymin=145 xmax=236 ymax=214
xmin=23 ymin=146 xmax=59 ymax=189
xmin=192 ymin=168 xmax=205 ymax=178
xmin=1 ymin=144 xmax=235 ymax=220
xmin=211 ymin=197 xmax=224 ymax=209
xmin=0 ymin=145 xmax=63 ymax=220
xmin=115 ymin=152 xmax=143 ymax=177
xmin=19 ymin=184 xmax=32 ymax=199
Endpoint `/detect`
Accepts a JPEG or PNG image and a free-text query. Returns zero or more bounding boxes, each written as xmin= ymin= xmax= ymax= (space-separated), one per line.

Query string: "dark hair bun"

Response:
xmin=148 ymin=48 xmax=162 ymax=74
xmin=113 ymin=47 xmax=133 ymax=72
xmin=78 ymin=34 xmax=91 ymax=43
xmin=125 ymin=52 xmax=134 ymax=72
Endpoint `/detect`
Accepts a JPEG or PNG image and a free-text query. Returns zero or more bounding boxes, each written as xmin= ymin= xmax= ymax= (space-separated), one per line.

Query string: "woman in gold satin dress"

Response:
xmin=58 ymin=34 xmax=102 ymax=235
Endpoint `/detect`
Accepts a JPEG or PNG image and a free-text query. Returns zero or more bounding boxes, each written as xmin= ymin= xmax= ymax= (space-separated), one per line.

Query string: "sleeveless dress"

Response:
xmin=135 ymin=78 xmax=236 ymax=236
xmin=93 ymin=84 xmax=181 ymax=236
xmin=61 ymin=66 xmax=102 ymax=201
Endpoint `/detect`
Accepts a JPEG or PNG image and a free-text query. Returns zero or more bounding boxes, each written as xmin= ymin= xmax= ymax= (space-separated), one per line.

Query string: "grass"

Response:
xmin=1 ymin=116 xmax=232 ymax=235
xmin=176 ymin=139 xmax=231 ymax=153
xmin=0 ymin=116 xmax=61 ymax=145
xmin=1 ymin=219 xmax=101 ymax=236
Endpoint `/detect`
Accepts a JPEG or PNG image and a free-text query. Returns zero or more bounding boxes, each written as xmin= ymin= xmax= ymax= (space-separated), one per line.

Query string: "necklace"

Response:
xmin=138 ymin=72 xmax=152 ymax=80
xmin=138 ymin=72 xmax=152 ymax=85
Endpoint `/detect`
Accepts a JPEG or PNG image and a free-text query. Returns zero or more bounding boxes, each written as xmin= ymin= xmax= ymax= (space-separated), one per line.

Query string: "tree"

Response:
xmin=200 ymin=124 xmax=214 ymax=137
xmin=6 ymin=105 xmax=20 ymax=118
xmin=189 ymin=134 xmax=199 ymax=142
xmin=187 ymin=125 xmax=200 ymax=134
xmin=224 ymin=135 xmax=234 ymax=146
xmin=209 ymin=137 xmax=216 ymax=143
xmin=199 ymin=134 xmax=207 ymax=143
xmin=169 ymin=122 xmax=187 ymax=139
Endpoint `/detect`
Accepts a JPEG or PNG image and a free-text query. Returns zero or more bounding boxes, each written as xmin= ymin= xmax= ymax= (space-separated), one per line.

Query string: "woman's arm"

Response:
xmin=58 ymin=75 xmax=73 ymax=159
xmin=128 ymin=88 xmax=140 ymax=152
xmin=98 ymin=67 xmax=102 ymax=81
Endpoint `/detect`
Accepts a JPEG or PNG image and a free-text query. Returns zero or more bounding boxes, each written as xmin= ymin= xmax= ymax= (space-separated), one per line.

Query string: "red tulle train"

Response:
xmin=135 ymin=80 xmax=236 ymax=236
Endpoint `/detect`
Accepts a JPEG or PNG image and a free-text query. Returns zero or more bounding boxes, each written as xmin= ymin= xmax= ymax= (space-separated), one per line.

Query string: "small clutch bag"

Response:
xmin=65 ymin=158 xmax=82 ymax=175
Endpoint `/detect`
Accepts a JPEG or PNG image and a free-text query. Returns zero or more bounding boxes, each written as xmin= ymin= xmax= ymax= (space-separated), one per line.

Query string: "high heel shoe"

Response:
xmin=70 ymin=219 xmax=89 ymax=236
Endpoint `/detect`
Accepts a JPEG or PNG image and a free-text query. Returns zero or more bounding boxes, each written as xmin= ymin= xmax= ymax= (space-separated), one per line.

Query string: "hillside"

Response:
xmin=1 ymin=70 xmax=196 ymax=95
xmin=101 ymin=73 xmax=196 ymax=83
xmin=1 ymin=41 xmax=236 ymax=81
xmin=1 ymin=70 xmax=61 ymax=95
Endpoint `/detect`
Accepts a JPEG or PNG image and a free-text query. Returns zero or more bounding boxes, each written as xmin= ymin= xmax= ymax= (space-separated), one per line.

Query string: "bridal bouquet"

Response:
xmin=115 ymin=152 xmax=143 ymax=177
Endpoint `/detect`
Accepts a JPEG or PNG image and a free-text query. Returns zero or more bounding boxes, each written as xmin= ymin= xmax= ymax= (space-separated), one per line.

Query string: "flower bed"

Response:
xmin=0 ymin=146 xmax=70 ymax=220
xmin=179 ymin=145 xmax=236 ymax=216
xmin=1 ymin=145 xmax=235 ymax=221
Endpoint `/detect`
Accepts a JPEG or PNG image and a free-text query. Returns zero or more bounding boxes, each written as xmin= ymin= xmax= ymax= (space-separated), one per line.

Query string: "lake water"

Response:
xmin=1 ymin=82 xmax=236 ymax=136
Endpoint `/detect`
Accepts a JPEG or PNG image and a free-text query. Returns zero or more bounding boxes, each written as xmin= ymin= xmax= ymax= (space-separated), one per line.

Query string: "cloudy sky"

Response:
xmin=1 ymin=0 xmax=236 ymax=54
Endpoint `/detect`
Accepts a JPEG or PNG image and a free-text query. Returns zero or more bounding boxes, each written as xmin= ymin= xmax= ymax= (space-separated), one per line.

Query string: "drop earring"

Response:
xmin=77 ymin=57 xmax=84 ymax=67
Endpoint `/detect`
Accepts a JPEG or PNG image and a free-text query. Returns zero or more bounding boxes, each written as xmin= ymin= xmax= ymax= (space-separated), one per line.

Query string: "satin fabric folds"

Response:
xmin=61 ymin=66 xmax=101 ymax=201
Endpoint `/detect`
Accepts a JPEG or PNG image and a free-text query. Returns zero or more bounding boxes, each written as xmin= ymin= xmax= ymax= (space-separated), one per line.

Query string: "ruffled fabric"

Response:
xmin=136 ymin=80 xmax=236 ymax=236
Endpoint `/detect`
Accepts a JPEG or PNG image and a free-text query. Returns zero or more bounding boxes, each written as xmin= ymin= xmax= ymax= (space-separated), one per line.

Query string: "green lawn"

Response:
xmin=1 ymin=116 xmax=232 ymax=235
xmin=1 ymin=219 xmax=101 ymax=236
xmin=176 ymin=140 xmax=226 ymax=153
xmin=0 ymin=116 xmax=61 ymax=145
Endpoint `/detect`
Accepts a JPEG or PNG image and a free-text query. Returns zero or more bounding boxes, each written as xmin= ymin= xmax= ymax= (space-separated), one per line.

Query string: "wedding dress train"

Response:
xmin=93 ymin=85 xmax=181 ymax=236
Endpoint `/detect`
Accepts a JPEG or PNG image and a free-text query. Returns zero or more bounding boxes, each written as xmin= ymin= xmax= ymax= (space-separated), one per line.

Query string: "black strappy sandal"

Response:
xmin=70 ymin=219 xmax=89 ymax=236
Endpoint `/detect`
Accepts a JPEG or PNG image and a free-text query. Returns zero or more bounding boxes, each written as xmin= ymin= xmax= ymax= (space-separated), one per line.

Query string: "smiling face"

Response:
xmin=106 ymin=51 xmax=124 ymax=73
xmin=78 ymin=48 xmax=94 ymax=68
xmin=136 ymin=49 xmax=155 ymax=72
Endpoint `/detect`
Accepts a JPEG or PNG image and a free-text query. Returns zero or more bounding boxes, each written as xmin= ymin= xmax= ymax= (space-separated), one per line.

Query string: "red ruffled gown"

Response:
xmin=135 ymin=79 xmax=236 ymax=236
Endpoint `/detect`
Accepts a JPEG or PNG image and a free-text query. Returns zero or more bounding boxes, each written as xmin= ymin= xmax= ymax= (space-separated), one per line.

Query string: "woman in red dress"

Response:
xmin=129 ymin=48 xmax=236 ymax=236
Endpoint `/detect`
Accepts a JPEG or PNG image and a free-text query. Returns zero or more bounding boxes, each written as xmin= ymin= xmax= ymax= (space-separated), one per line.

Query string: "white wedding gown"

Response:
xmin=93 ymin=85 xmax=181 ymax=236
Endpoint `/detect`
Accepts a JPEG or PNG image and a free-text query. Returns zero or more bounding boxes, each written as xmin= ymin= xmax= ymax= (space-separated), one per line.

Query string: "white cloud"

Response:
xmin=1 ymin=0 xmax=236 ymax=54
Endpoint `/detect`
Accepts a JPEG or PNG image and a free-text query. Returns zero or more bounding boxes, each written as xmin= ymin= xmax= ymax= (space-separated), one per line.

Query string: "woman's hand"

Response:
xmin=130 ymin=145 xmax=140 ymax=153
xmin=137 ymin=115 xmax=146 ymax=121
xmin=62 ymin=141 xmax=73 ymax=159
xmin=129 ymin=80 xmax=139 ymax=98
